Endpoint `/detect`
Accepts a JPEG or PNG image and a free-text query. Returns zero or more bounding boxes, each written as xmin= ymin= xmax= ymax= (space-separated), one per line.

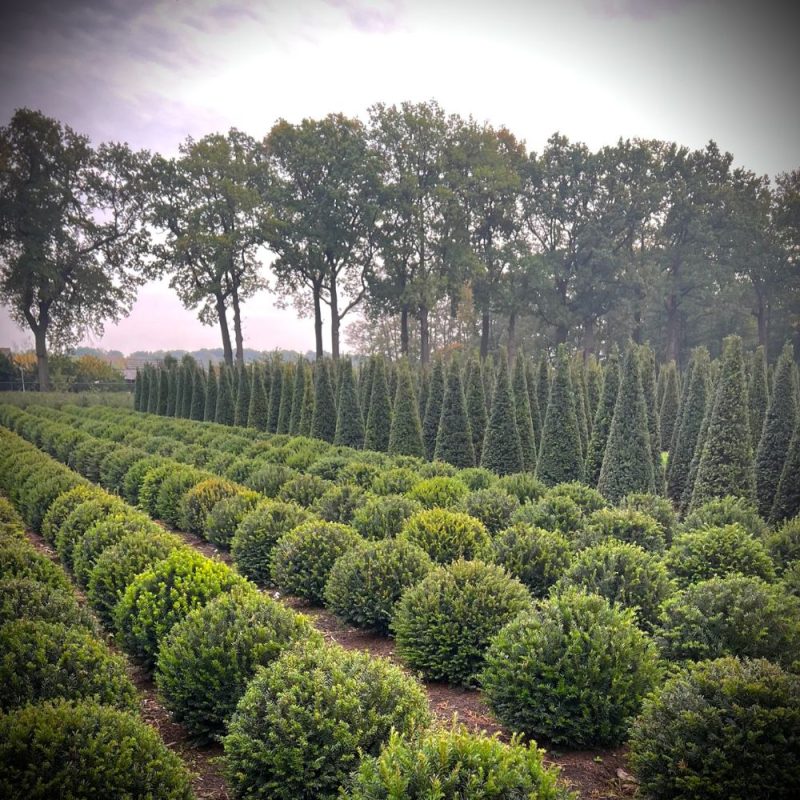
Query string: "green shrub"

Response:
xmin=629 ymin=657 xmax=800 ymax=800
xmin=418 ymin=460 xmax=458 ymax=478
xmin=399 ymin=508 xmax=491 ymax=564
xmin=456 ymin=466 xmax=498 ymax=491
xmin=481 ymin=589 xmax=661 ymax=746
xmin=0 ymin=619 xmax=137 ymax=712
xmin=246 ymin=463 xmax=298 ymax=496
xmin=313 ymin=483 xmax=368 ymax=524
xmin=457 ymin=487 xmax=519 ymax=534
xmin=783 ymin=561 xmax=800 ymax=597
xmin=393 ymin=559 xmax=533 ymax=686
xmin=338 ymin=460 xmax=382 ymax=489
xmin=271 ymin=520 xmax=363 ymax=603
xmin=40 ymin=484 xmax=102 ymax=544
xmin=407 ymin=475 xmax=468 ymax=508
xmin=55 ymin=495 xmax=125 ymax=570
xmin=115 ymin=547 xmax=247 ymax=667
xmin=491 ymin=524 xmax=572 ymax=597
xmin=548 ymin=481 xmax=608 ymax=514
xmin=351 ymin=494 xmax=422 ymax=540
xmin=655 ymin=574 xmax=800 ymax=669
xmin=180 ymin=477 xmax=241 ymax=536
xmin=19 ymin=471 xmax=84 ymax=533
xmin=156 ymin=587 xmax=319 ymax=741
xmin=277 ymin=473 xmax=333 ymax=507
xmin=0 ymin=699 xmax=193 ymax=799
xmin=370 ymin=466 xmax=420 ymax=496
xmin=87 ymin=529 xmax=183 ymax=625
xmin=511 ymin=494 xmax=582 ymax=535
xmin=0 ymin=576 xmax=92 ymax=628
xmin=557 ymin=540 xmax=674 ymax=630
xmin=154 ymin=466 xmax=209 ymax=528
xmin=621 ymin=492 xmax=678 ymax=544
xmin=765 ymin=515 xmax=800 ymax=570
xmin=307 ymin=454 xmax=351 ymax=481
xmin=98 ymin=446 xmax=144 ymax=494
xmin=223 ymin=641 xmax=430 ymax=800
xmin=667 ymin=524 xmax=776 ymax=585
xmin=681 ymin=495 xmax=768 ymax=538
xmin=578 ymin=507 xmax=666 ymax=552
xmin=345 ymin=726 xmax=570 ymax=800
xmin=324 ymin=538 xmax=433 ymax=633
xmin=206 ymin=491 xmax=260 ymax=548
xmin=137 ymin=461 xmax=178 ymax=515
xmin=120 ymin=454 xmax=166 ymax=505
xmin=0 ymin=540 xmax=70 ymax=590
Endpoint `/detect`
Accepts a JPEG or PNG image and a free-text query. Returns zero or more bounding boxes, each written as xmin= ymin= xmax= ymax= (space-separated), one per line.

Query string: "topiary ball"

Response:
xmin=370 ymin=466 xmax=420 ymax=496
xmin=512 ymin=494 xmax=583 ymax=536
xmin=681 ymin=495 xmax=768 ymax=538
xmin=457 ymin=487 xmax=519 ymax=534
xmin=270 ymin=520 xmax=363 ymax=603
xmin=205 ymin=490 xmax=260 ymax=548
xmin=55 ymin=494 xmax=126 ymax=570
xmin=765 ymin=515 xmax=800 ymax=571
xmin=398 ymin=508 xmax=491 ymax=564
xmin=312 ymin=484 xmax=368 ymax=524
xmin=0 ymin=699 xmax=193 ymax=799
xmin=578 ymin=507 xmax=667 ymax=553
xmin=324 ymin=538 xmax=433 ymax=634
xmin=629 ymin=657 xmax=800 ymax=800
xmin=621 ymin=492 xmax=678 ymax=544
xmin=0 ymin=576 xmax=92 ymax=629
xmin=351 ymin=494 xmax=422 ymax=540
xmin=246 ymin=463 xmax=299 ymax=497
xmin=223 ymin=641 xmax=430 ymax=800
xmin=407 ymin=476 xmax=468 ymax=508
xmin=156 ymin=587 xmax=320 ymax=741
xmin=481 ymin=589 xmax=661 ymax=746
xmin=0 ymin=540 xmax=71 ymax=590
xmin=496 ymin=472 xmax=547 ymax=504
xmin=548 ymin=481 xmax=608 ymax=514
xmin=180 ymin=477 xmax=241 ymax=537
xmin=456 ymin=466 xmax=498 ymax=491
xmin=40 ymin=485 xmax=101 ymax=544
xmin=277 ymin=473 xmax=333 ymax=507
xmin=393 ymin=559 xmax=533 ymax=686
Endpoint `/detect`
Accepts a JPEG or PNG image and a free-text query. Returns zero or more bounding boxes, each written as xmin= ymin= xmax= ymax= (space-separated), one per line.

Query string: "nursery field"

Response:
xmin=1 ymin=339 xmax=799 ymax=800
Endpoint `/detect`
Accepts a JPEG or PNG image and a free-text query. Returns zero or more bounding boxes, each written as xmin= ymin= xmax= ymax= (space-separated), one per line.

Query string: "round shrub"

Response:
xmin=0 ymin=497 xmax=20 ymax=526
xmin=180 ymin=477 xmax=241 ymax=536
xmin=87 ymin=529 xmax=182 ymax=625
xmin=681 ymin=495 xmax=768 ymax=538
xmin=19 ymin=472 xmax=84 ymax=533
xmin=622 ymin=492 xmax=678 ymax=543
xmin=629 ymin=657 xmax=800 ymax=800
xmin=223 ymin=641 xmax=430 ymax=800
xmin=40 ymin=484 xmax=102 ymax=544
xmin=496 ymin=472 xmax=547 ymax=504
xmin=579 ymin=507 xmax=667 ymax=552
xmin=407 ymin=475 xmax=468 ymax=508
xmin=457 ymin=487 xmax=519 ymax=534
xmin=351 ymin=494 xmax=422 ymax=540
xmin=456 ymin=466 xmax=498 ymax=491
xmin=205 ymin=491 xmax=260 ymax=548
xmin=98 ymin=446 xmax=145 ymax=494
xmin=307 ymin=454 xmax=351 ymax=481
xmin=324 ymin=538 xmax=433 ymax=633
xmin=393 ymin=559 xmax=533 ymax=686
xmin=370 ymin=466 xmax=420 ymax=496
xmin=115 ymin=547 xmax=247 ymax=667
xmin=0 ymin=619 xmax=137 ymax=712
xmin=0 ymin=699 xmax=193 ymax=800
xmin=418 ymin=459 xmax=458 ymax=478
xmin=224 ymin=456 xmax=258 ymax=484
xmin=277 ymin=473 xmax=333 ymax=507
xmin=137 ymin=461 xmax=178 ymax=516
xmin=784 ymin=560 xmax=800 ymax=597
xmin=338 ymin=460 xmax=382 ymax=489
xmin=667 ymin=524 xmax=776 ymax=585
xmin=56 ymin=494 xmax=126 ymax=570
xmin=156 ymin=587 xmax=320 ymax=741
xmin=765 ymin=515 xmax=800 ymax=570
xmin=313 ymin=483 xmax=368 ymax=524
xmin=655 ymin=574 xmax=800 ymax=669
xmin=548 ymin=481 xmax=608 ymax=514
xmin=246 ymin=463 xmax=298 ymax=497
xmin=154 ymin=465 xmax=209 ymax=528
xmin=230 ymin=500 xmax=312 ymax=586
xmin=481 ymin=589 xmax=661 ymax=746
xmin=121 ymin=454 xmax=166 ymax=505
xmin=0 ymin=576 xmax=92 ymax=629
xmin=491 ymin=523 xmax=572 ymax=597
xmin=399 ymin=508 xmax=491 ymax=564
xmin=557 ymin=540 xmax=674 ymax=630
xmin=511 ymin=494 xmax=583 ymax=536
xmin=345 ymin=726 xmax=570 ymax=800
xmin=0 ymin=541 xmax=70 ymax=590
xmin=271 ymin=520 xmax=363 ymax=603
xmin=72 ymin=437 xmax=115 ymax=483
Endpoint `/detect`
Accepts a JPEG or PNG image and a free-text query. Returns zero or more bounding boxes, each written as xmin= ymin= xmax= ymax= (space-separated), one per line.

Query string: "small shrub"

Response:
xmin=457 ymin=487 xmax=519 ymax=534
xmin=313 ymin=483 xmax=368 ymax=524
xmin=55 ymin=495 xmax=126 ymax=570
xmin=765 ymin=515 xmax=800 ymax=570
xmin=121 ymin=454 xmax=166 ymax=505
xmin=370 ymin=467 xmax=419 ymax=496
xmin=0 ymin=619 xmax=137 ymax=712
xmin=491 ymin=523 xmax=572 ymax=597
xmin=155 ymin=466 xmax=209 ymax=528
xmin=307 ymin=454 xmax=351 ymax=481
xmin=351 ymin=494 xmax=422 ymax=540
xmin=667 ymin=524 xmax=776 ymax=585
xmin=40 ymin=485 xmax=102 ymax=544
xmin=156 ymin=587 xmax=319 ymax=741
xmin=271 ymin=520 xmax=363 ymax=603
xmin=0 ymin=699 xmax=193 ymax=799
xmin=481 ymin=589 xmax=661 ymax=746
xmin=496 ymin=472 xmax=547 ymax=504
xmin=98 ymin=446 xmax=144 ymax=494
xmin=784 ymin=561 xmax=800 ymax=597
xmin=511 ymin=494 xmax=582 ymax=536
xmin=393 ymin=559 xmax=533 ymax=686
xmin=399 ymin=508 xmax=491 ymax=564
xmin=277 ymin=473 xmax=333 ymax=507
xmin=0 ymin=576 xmax=92 ymax=629
xmin=223 ymin=641 xmax=430 ymax=800
xmin=456 ymin=466 xmax=498 ymax=491
xmin=681 ymin=495 xmax=768 ymax=538
xmin=548 ymin=481 xmax=608 ymax=514
xmin=205 ymin=491 xmax=260 ymax=548
xmin=629 ymin=657 xmax=800 ymax=800
xmin=407 ymin=475 xmax=468 ymax=508
xmin=324 ymin=538 xmax=433 ymax=633
xmin=418 ymin=460 xmax=458 ymax=478
xmin=246 ymin=463 xmax=298 ymax=497
xmin=621 ymin=492 xmax=678 ymax=543
xmin=338 ymin=460 xmax=382 ymax=489
xmin=578 ymin=507 xmax=666 ymax=552
xmin=180 ymin=477 xmax=240 ymax=536
xmin=0 ymin=541 xmax=70 ymax=590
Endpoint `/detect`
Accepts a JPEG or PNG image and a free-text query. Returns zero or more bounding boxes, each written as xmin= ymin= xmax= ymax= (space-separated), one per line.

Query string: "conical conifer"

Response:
xmin=597 ymin=345 xmax=655 ymax=503
xmin=164 ymin=369 xmax=177 ymax=417
xmin=639 ymin=344 xmax=664 ymax=492
xmin=417 ymin=367 xmax=429 ymax=421
xmin=770 ymin=417 xmax=800 ymax=524
xmin=526 ymin=359 xmax=542 ymax=448
xmin=364 ymin=356 xmax=391 ymax=452
xmin=215 ymin=365 xmax=235 ymax=426
xmin=689 ymin=336 xmax=755 ymax=509
xmin=203 ymin=363 xmax=217 ymax=422
xmin=668 ymin=355 xmax=694 ymax=466
xmin=570 ymin=356 xmax=589 ymax=458
xmin=512 ymin=353 xmax=537 ymax=471
xmin=173 ymin=365 xmax=183 ymax=418
xmin=298 ymin=365 xmax=315 ymax=437
xmin=277 ymin=363 xmax=295 ymax=434
xmin=247 ymin=364 xmax=269 ymax=430
xmin=387 ymin=361 xmax=397 ymax=411
xmin=146 ymin=365 xmax=158 ymax=413
xmin=481 ymin=354 xmax=524 ymax=476
xmin=434 ymin=357 xmax=474 ymax=468
xmin=749 ymin=345 xmax=769 ymax=450
xmin=267 ymin=359 xmax=283 ymax=433
xmin=422 ymin=358 xmax=445 ymax=459
xmin=180 ymin=362 xmax=194 ymax=418
xmin=133 ymin=369 xmax=143 ymax=411
xmin=389 ymin=359 xmax=425 ymax=458
xmin=466 ymin=356 xmax=488 ymax=460
xmin=289 ymin=359 xmax=307 ymax=434
xmin=359 ymin=356 xmax=375 ymax=414
xmin=311 ymin=359 xmax=337 ymax=443
xmin=482 ymin=354 xmax=495 ymax=412
xmin=536 ymin=346 xmax=583 ymax=486
xmin=156 ymin=368 xmax=169 ymax=415
xmin=658 ymin=361 xmax=679 ymax=452
xmin=334 ymin=359 xmax=364 ymax=448
xmin=190 ymin=368 xmax=205 ymax=421
xmin=755 ymin=344 xmax=797 ymax=517
xmin=585 ymin=356 xmax=602 ymax=435
xmin=233 ymin=365 xmax=250 ymax=427
xmin=585 ymin=347 xmax=620 ymax=486
xmin=536 ymin=355 xmax=550 ymax=429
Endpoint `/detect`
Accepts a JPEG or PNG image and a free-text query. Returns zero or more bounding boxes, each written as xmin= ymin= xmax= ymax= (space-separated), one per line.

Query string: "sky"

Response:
xmin=1 ymin=0 xmax=798 ymax=356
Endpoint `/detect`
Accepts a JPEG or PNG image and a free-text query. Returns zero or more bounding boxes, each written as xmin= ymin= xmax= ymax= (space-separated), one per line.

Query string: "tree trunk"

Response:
xmin=400 ymin=305 xmax=409 ymax=356
xmin=507 ymin=312 xmax=517 ymax=363
xmin=215 ymin=294 xmax=234 ymax=366
xmin=329 ymin=273 xmax=340 ymax=361
xmin=313 ymin=286 xmax=324 ymax=360
xmin=419 ymin=305 xmax=430 ymax=366
xmin=34 ymin=326 xmax=50 ymax=392
xmin=231 ymin=284 xmax=245 ymax=366
xmin=480 ymin=311 xmax=490 ymax=360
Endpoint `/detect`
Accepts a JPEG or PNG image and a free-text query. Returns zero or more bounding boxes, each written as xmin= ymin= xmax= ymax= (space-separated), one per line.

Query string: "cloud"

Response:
xmin=326 ymin=0 xmax=405 ymax=33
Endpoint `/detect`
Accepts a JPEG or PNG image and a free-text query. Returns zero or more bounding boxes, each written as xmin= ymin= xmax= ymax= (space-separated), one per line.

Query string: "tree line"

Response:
xmin=135 ymin=339 xmax=800 ymax=523
xmin=2 ymin=104 xmax=798 ymax=390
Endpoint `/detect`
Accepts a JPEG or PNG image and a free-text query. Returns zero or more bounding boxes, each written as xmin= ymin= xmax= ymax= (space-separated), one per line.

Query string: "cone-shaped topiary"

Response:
xmin=585 ymin=347 xmax=620 ymax=486
xmin=527 ymin=357 xmax=542 ymax=448
xmin=267 ymin=358 xmax=283 ymax=433
xmin=690 ymin=336 xmax=755 ymax=510
xmin=172 ymin=364 xmax=183 ymax=417
xmin=513 ymin=353 xmax=537 ymax=471
xmin=638 ymin=344 xmax=664 ymax=491
xmin=289 ymin=358 xmax=307 ymax=433
xmin=247 ymin=364 xmax=268 ymax=430
xmin=755 ymin=343 xmax=797 ymax=517
xmin=311 ymin=359 xmax=337 ymax=443
xmin=389 ymin=359 xmax=425 ymax=458
xmin=658 ymin=360 xmax=679 ymax=451
xmin=465 ymin=355 xmax=488 ymax=460
xmin=276 ymin=363 xmax=295 ymax=434
xmin=334 ymin=359 xmax=364 ymax=448
xmin=233 ymin=365 xmax=249 ymax=426
xmin=298 ymin=363 xmax=315 ymax=436
xmin=536 ymin=346 xmax=583 ymax=486
xmin=536 ymin=354 xmax=550 ymax=430
xmin=598 ymin=345 xmax=654 ymax=503
xmin=364 ymin=356 xmax=390 ymax=452
xmin=146 ymin=364 xmax=158 ymax=413
xmin=771 ymin=418 xmax=800 ymax=524
xmin=180 ymin=361 xmax=193 ymax=418
xmin=190 ymin=367 xmax=205 ymax=421
xmin=203 ymin=362 xmax=217 ymax=422
xmin=157 ymin=367 xmax=169 ymax=415
xmin=749 ymin=344 xmax=770 ymax=450
xmin=165 ymin=368 xmax=177 ymax=417
xmin=570 ymin=356 xmax=589 ymax=459
xmin=481 ymin=355 xmax=524 ymax=476
xmin=134 ymin=368 xmax=143 ymax=410
xmin=215 ymin=365 xmax=235 ymax=426
xmin=434 ymin=357 xmax=474 ymax=468
xmin=359 ymin=356 xmax=375 ymax=415
xmin=585 ymin=355 xmax=602 ymax=434
xmin=422 ymin=357 xmax=445 ymax=459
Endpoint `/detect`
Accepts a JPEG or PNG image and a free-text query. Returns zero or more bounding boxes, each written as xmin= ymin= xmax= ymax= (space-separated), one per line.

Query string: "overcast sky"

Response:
xmin=1 ymin=0 xmax=798 ymax=355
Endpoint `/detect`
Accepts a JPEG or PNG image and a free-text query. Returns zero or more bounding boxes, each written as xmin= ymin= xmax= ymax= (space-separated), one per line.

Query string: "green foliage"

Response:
xmin=246 ymin=365 xmax=269 ymax=430
xmin=457 ymin=487 xmax=519 ymax=534
xmin=55 ymin=494 xmax=125 ymax=570
xmin=205 ymin=490 xmax=260 ymax=548
xmin=179 ymin=476 xmax=240 ymax=536
xmin=580 ymin=507 xmax=667 ymax=553
xmin=481 ymin=589 xmax=661 ymax=746
xmin=0 ymin=619 xmax=137 ymax=712
xmin=121 ymin=454 xmax=166 ymax=505
xmin=345 ymin=726 xmax=570 ymax=800
xmin=748 ymin=345 xmax=769 ymax=449
xmin=681 ymin=495 xmax=767 ymax=538
xmin=311 ymin=359 xmax=337 ymax=443
xmin=204 ymin=362 xmax=218 ymax=422
xmin=351 ymin=494 xmax=422 ymax=540
xmin=233 ymin=365 xmax=250 ymax=427
xmin=481 ymin=355 xmax=524 ymax=476
xmin=325 ymin=538 xmax=433 ymax=633
xmin=364 ymin=356 xmax=391 ymax=452
xmin=407 ymin=475 xmax=467 ymax=508
xmin=215 ymin=365 xmax=235 ymax=425
xmin=393 ymin=559 xmax=533 ymax=686
xmin=0 ymin=576 xmax=92 ymax=628
xmin=0 ymin=540 xmax=70 ymax=590
xmin=548 ymin=481 xmax=608 ymax=514
xmin=156 ymin=587 xmax=318 ymax=740
xmin=399 ymin=508 xmax=491 ymax=564
xmin=512 ymin=494 xmax=583 ymax=536
xmin=667 ymin=524 xmax=776 ymax=585
xmin=639 ymin=344 xmax=664 ymax=491
xmin=771 ymin=419 xmax=800 ymax=524
xmin=40 ymin=484 xmax=102 ymax=544
xmin=0 ymin=699 xmax=193 ymax=799
xmin=277 ymin=472 xmax=332 ymax=507
xmin=658 ymin=359 xmax=680 ymax=451
xmin=465 ymin=356 xmax=488 ymax=461
xmin=434 ymin=357 xmax=475 ymax=468
xmin=389 ymin=359 xmax=425 ymax=458
xmin=512 ymin=353 xmax=537 ymax=471
xmin=223 ymin=641 xmax=430 ymax=800
xmin=422 ymin=358 xmax=445 ymax=459
xmin=313 ymin=483 xmax=368 ymax=524
xmin=98 ymin=446 xmax=145 ymax=494
xmin=246 ymin=462 xmax=298 ymax=497
xmin=271 ymin=520 xmax=363 ymax=603
xmin=334 ymin=359 xmax=364 ymax=448
xmin=621 ymin=492 xmax=678 ymax=544
xmin=629 ymin=657 xmax=800 ymax=800
xmin=457 ymin=465 xmax=497 ymax=491
xmin=496 ymin=471 xmax=546 ymax=503
xmin=765 ymin=515 xmax=800 ymax=570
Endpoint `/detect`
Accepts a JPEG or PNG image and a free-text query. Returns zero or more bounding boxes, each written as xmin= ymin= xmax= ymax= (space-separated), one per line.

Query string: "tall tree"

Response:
xmin=512 ymin=352 xmax=537 ymax=471
xmin=311 ymin=359 xmax=337 ymax=443
xmin=422 ymin=357 xmax=445 ymax=459
xmin=434 ymin=357 xmax=474 ymax=468
xmin=190 ymin=367 xmax=205 ymax=421
xmin=658 ymin=360 xmax=680 ymax=452
xmin=481 ymin=354 xmax=523 ymax=475
xmin=389 ymin=359 xmax=425 ymax=458
xmin=247 ymin=364 xmax=268 ymax=431
xmin=289 ymin=359 xmax=308 ymax=435
xmin=276 ymin=363 xmax=295 ymax=435
xmin=334 ymin=359 xmax=364 ymax=448
xmin=638 ymin=344 xmax=664 ymax=492
xmin=748 ymin=345 xmax=769 ymax=450
xmin=465 ymin=356 xmax=488 ymax=461
xmin=364 ymin=356 xmax=391 ymax=452
xmin=585 ymin=347 xmax=620 ymax=486
xmin=203 ymin=363 xmax=217 ymax=423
